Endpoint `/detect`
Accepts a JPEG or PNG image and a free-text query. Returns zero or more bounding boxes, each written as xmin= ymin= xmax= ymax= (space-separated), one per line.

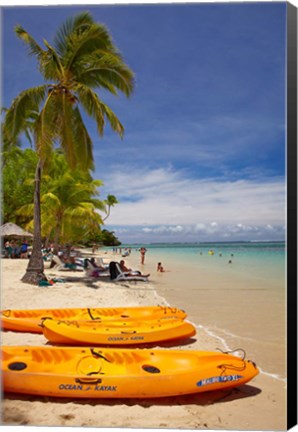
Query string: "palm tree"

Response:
xmin=3 ymin=12 xmax=134 ymax=284
xmin=103 ymin=194 xmax=119 ymax=221
xmin=18 ymin=151 xmax=106 ymax=251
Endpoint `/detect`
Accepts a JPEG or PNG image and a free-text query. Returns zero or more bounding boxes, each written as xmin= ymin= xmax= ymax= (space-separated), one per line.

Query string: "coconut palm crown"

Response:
xmin=3 ymin=12 xmax=135 ymax=284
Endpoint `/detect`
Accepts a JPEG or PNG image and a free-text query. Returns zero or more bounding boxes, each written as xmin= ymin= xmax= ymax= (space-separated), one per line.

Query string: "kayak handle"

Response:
xmin=1 ymin=309 xmax=11 ymax=317
xmin=75 ymin=378 xmax=102 ymax=385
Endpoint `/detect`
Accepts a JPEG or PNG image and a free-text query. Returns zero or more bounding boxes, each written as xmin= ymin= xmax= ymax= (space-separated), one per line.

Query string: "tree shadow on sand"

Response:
xmin=48 ymin=274 xmax=156 ymax=291
xmin=47 ymin=274 xmax=106 ymax=289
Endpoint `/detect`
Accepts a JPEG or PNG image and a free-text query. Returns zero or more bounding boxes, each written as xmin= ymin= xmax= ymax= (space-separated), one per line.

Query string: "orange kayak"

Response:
xmin=41 ymin=317 xmax=196 ymax=345
xmin=1 ymin=306 xmax=187 ymax=333
xmin=2 ymin=345 xmax=259 ymax=398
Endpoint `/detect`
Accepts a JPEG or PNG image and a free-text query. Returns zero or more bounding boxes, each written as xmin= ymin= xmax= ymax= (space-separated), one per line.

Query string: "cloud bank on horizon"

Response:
xmin=102 ymin=166 xmax=285 ymax=243
xmin=2 ymin=3 xmax=287 ymax=243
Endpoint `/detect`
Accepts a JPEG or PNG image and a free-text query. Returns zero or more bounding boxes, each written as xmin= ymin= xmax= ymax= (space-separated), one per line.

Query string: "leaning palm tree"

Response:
xmin=3 ymin=12 xmax=134 ymax=284
xmin=103 ymin=194 xmax=119 ymax=221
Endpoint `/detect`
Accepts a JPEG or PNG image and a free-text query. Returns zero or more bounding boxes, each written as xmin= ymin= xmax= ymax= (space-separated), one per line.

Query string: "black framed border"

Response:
xmin=287 ymin=1 xmax=298 ymax=429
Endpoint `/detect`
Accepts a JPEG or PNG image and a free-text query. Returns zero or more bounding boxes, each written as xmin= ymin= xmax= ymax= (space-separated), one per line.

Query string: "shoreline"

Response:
xmin=1 ymin=251 xmax=287 ymax=430
xmin=125 ymin=247 xmax=286 ymax=379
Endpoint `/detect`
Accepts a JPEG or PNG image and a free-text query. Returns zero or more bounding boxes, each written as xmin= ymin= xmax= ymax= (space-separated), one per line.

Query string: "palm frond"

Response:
xmin=1 ymin=144 xmax=23 ymax=169
xmin=41 ymin=39 xmax=65 ymax=81
xmin=34 ymin=92 xmax=59 ymax=162
xmin=77 ymin=50 xmax=135 ymax=97
xmin=63 ymin=22 xmax=114 ymax=73
xmin=15 ymin=25 xmax=45 ymax=61
xmin=76 ymin=84 xmax=124 ymax=138
xmin=55 ymin=92 xmax=77 ymax=168
xmin=1 ymin=120 xmax=21 ymax=154
xmin=3 ymin=86 xmax=48 ymax=143
xmin=71 ymin=106 xmax=94 ymax=171
xmin=41 ymin=192 xmax=61 ymax=206
xmin=91 ymin=179 xmax=104 ymax=188
xmin=99 ymin=100 xmax=124 ymax=137
xmin=53 ymin=11 xmax=95 ymax=57
xmin=91 ymin=198 xmax=106 ymax=211
xmin=75 ymin=85 xmax=105 ymax=135
xmin=64 ymin=203 xmax=103 ymax=223
xmin=67 ymin=181 xmax=101 ymax=199
xmin=16 ymin=202 xmax=34 ymax=217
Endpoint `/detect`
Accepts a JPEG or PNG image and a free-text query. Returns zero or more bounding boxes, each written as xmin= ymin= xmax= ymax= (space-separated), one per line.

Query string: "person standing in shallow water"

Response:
xmin=139 ymin=247 xmax=147 ymax=265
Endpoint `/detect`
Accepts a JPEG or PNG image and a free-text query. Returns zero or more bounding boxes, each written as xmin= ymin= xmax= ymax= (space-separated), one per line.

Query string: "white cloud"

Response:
xmin=111 ymin=222 xmax=285 ymax=243
xmin=102 ymin=166 xmax=285 ymax=230
xmin=141 ymin=225 xmax=184 ymax=234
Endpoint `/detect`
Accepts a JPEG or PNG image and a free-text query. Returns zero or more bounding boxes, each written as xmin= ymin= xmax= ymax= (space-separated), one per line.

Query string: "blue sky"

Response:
xmin=2 ymin=2 xmax=287 ymax=243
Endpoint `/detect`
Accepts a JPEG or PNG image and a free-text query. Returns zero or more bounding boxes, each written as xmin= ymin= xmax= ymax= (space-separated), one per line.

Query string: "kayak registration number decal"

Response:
xmin=196 ymin=374 xmax=243 ymax=387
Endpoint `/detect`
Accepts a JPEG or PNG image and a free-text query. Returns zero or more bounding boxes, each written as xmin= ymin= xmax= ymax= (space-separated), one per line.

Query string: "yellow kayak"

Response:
xmin=2 ymin=345 xmax=259 ymax=398
xmin=41 ymin=317 xmax=196 ymax=345
xmin=1 ymin=306 xmax=187 ymax=333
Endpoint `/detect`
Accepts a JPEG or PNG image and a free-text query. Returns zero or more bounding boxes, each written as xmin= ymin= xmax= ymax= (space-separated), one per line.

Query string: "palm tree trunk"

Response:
xmin=21 ymin=159 xmax=46 ymax=285
xmin=102 ymin=206 xmax=110 ymax=222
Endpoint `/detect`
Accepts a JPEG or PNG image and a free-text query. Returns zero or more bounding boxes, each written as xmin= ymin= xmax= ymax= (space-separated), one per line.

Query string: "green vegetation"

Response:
xmin=2 ymin=12 xmax=134 ymax=284
xmin=2 ymin=148 xmax=122 ymax=248
xmin=2 ymin=148 xmax=37 ymax=227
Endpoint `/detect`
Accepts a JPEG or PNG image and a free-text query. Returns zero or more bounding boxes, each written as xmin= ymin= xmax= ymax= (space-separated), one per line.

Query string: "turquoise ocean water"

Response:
xmin=142 ymin=241 xmax=283 ymax=267
xmin=120 ymin=241 xmax=285 ymax=287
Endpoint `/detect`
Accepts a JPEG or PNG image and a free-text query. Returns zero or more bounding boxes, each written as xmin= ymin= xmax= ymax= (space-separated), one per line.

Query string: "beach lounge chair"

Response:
xmin=84 ymin=259 xmax=110 ymax=277
xmin=51 ymin=255 xmax=66 ymax=271
xmin=95 ymin=257 xmax=109 ymax=270
xmin=109 ymin=261 xmax=149 ymax=282
xmin=51 ymin=255 xmax=83 ymax=271
xmin=74 ymin=257 xmax=85 ymax=268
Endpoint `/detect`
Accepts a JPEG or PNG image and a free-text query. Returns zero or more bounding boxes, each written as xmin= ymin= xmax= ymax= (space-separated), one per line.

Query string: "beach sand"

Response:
xmin=1 ymin=252 xmax=287 ymax=430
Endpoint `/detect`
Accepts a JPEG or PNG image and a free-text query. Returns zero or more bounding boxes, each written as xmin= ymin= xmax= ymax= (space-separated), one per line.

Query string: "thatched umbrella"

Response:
xmin=0 ymin=222 xmax=33 ymax=238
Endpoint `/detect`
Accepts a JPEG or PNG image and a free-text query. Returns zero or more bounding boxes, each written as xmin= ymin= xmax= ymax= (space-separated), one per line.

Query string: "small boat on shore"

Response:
xmin=2 ymin=345 xmax=259 ymax=398
xmin=1 ymin=306 xmax=187 ymax=333
xmin=41 ymin=317 xmax=196 ymax=345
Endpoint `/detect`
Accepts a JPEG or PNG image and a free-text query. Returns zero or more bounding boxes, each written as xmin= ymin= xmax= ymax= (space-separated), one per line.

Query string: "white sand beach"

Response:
xmin=1 ymin=252 xmax=287 ymax=430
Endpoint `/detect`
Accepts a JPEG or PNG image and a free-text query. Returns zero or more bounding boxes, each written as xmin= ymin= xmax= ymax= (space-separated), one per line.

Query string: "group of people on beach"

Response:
xmin=4 ymin=238 xmax=169 ymax=277
xmin=83 ymin=246 xmax=168 ymax=279
xmin=4 ymin=240 xmax=29 ymax=259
